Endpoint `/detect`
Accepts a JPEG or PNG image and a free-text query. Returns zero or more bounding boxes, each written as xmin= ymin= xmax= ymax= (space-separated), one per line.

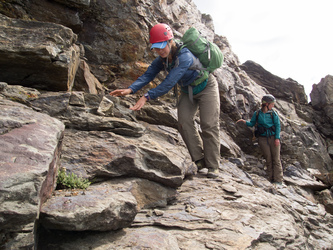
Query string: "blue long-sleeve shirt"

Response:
xmin=246 ymin=109 xmax=281 ymax=139
xmin=128 ymin=47 xmax=199 ymax=100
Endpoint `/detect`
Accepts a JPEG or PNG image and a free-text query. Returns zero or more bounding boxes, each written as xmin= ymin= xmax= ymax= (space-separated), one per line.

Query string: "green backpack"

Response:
xmin=180 ymin=27 xmax=224 ymax=86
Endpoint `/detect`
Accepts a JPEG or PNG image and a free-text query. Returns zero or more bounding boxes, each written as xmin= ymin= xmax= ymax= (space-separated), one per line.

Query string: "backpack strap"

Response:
xmin=255 ymin=109 xmax=260 ymax=125
xmin=172 ymin=42 xmax=183 ymax=106
xmin=174 ymin=43 xmax=204 ymax=104
xmin=174 ymin=43 xmax=202 ymax=70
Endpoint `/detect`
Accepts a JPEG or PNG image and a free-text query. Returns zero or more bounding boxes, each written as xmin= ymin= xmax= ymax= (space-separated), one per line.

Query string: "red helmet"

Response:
xmin=149 ymin=23 xmax=174 ymax=44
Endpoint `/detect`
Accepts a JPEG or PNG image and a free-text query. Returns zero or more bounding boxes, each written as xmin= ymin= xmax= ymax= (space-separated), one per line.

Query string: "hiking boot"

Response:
xmin=195 ymin=159 xmax=206 ymax=170
xmin=207 ymin=169 xmax=219 ymax=178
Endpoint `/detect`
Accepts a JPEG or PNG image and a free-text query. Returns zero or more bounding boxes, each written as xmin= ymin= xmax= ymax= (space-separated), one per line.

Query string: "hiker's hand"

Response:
xmin=130 ymin=96 xmax=147 ymax=111
xmin=236 ymin=119 xmax=246 ymax=124
xmin=109 ymin=88 xmax=132 ymax=97
xmin=275 ymin=139 xmax=280 ymax=146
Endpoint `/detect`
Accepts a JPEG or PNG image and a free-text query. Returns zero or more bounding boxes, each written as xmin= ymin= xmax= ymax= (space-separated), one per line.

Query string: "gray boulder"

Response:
xmin=0 ymin=98 xmax=64 ymax=248
xmin=310 ymin=75 xmax=333 ymax=137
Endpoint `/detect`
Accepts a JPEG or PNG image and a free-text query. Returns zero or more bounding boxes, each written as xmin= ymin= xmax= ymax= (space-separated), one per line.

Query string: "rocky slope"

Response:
xmin=0 ymin=0 xmax=333 ymax=249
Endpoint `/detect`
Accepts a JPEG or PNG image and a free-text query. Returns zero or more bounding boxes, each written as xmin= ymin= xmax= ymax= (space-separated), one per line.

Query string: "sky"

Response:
xmin=193 ymin=0 xmax=333 ymax=100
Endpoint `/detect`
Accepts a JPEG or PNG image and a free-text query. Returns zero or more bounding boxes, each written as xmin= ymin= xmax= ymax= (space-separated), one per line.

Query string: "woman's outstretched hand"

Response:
xmin=109 ymin=88 xmax=132 ymax=97
xmin=236 ymin=119 xmax=246 ymax=124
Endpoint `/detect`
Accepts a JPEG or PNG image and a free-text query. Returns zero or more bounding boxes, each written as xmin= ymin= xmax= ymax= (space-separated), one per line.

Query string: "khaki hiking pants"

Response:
xmin=258 ymin=136 xmax=283 ymax=183
xmin=177 ymin=74 xmax=220 ymax=170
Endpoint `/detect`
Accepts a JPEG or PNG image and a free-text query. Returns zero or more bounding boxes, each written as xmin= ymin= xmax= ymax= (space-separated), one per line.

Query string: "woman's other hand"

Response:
xmin=130 ymin=96 xmax=147 ymax=111
xmin=275 ymin=139 xmax=280 ymax=146
xmin=109 ymin=88 xmax=132 ymax=97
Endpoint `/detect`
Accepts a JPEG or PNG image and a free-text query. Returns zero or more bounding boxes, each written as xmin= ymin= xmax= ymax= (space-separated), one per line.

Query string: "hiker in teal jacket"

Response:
xmin=246 ymin=107 xmax=281 ymax=140
xmin=237 ymin=94 xmax=283 ymax=184
xmin=110 ymin=23 xmax=221 ymax=178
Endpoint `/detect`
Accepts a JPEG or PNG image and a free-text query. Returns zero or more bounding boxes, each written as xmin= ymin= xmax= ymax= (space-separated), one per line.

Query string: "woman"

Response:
xmin=237 ymin=94 xmax=283 ymax=184
xmin=109 ymin=23 xmax=220 ymax=178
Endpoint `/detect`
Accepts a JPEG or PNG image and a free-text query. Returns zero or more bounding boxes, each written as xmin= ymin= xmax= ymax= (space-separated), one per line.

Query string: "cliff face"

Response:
xmin=0 ymin=0 xmax=333 ymax=249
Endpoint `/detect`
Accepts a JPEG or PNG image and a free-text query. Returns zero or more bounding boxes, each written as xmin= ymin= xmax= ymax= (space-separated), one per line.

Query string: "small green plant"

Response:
xmin=56 ymin=168 xmax=91 ymax=190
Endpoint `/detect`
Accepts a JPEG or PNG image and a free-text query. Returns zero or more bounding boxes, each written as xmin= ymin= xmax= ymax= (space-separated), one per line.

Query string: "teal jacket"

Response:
xmin=246 ymin=109 xmax=281 ymax=139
